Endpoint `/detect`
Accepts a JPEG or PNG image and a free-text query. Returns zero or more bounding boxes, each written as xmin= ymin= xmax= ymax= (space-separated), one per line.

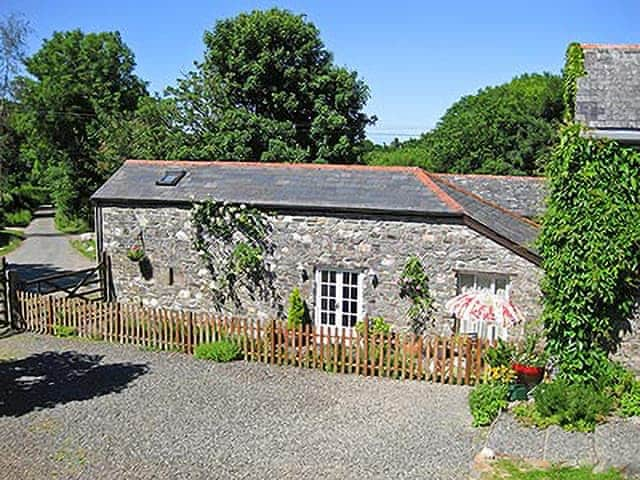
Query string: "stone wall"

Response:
xmin=100 ymin=205 xmax=543 ymax=337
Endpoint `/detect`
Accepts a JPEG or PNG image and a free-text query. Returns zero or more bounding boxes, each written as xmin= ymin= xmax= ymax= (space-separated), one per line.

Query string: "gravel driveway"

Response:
xmin=6 ymin=206 xmax=93 ymax=283
xmin=0 ymin=333 xmax=479 ymax=479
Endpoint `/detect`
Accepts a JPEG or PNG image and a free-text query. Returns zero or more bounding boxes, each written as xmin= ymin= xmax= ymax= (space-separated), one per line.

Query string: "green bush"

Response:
xmin=5 ymin=183 xmax=47 ymax=211
xmin=53 ymin=324 xmax=78 ymax=338
xmin=533 ymin=379 xmax=612 ymax=431
xmin=5 ymin=209 xmax=32 ymax=227
xmin=469 ymin=382 xmax=509 ymax=427
xmin=483 ymin=339 xmax=516 ymax=368
xmin=55 ymin=211 xmax=90 ymax=234
xmin=194 ymin=339 xmax=241 ymax=362
xmin=619 ymin=381 xmax=640 ymax=418
xmin=286 ymin=287 xmax=309 ymax=329
xmin=355 ymin=316 xmax=391 ymax=336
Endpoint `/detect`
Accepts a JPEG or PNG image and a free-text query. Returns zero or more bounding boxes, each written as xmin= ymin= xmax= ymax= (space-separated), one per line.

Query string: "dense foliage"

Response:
xmin=13 ymin=30 xmax=147 ymax=226
xmin=562 ymin=43 xmax=586 ymax=122
xmin=537 ymin=125 xmax=640 ymax=380
xmin=367 ymin=73 xmax=563 ymax=175
xmin=166 ymin=8 xmax=374 ymax=163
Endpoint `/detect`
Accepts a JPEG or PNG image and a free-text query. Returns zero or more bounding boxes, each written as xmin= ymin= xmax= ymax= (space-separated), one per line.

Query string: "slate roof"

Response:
xmin=434 ymin=174 xmax=546 ymax=218
xmin=93 ymin=160 xmax=541 ymax=262
xmin=92 ymin=160 xmax=461 ymax=215
xmin=432 ymin=177 xmax=540 ymax=253
xmin=575 ymin=44 xmax=640 ymax=140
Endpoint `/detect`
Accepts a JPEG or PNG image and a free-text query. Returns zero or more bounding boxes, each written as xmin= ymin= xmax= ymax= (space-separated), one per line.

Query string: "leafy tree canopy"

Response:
xmin=366 ymin=73 xmax=563 ymax=175
xmin=14 ymin=29 xmax=147 ymax=222
xmin=166 ymin=8 xmax=375 ymax=163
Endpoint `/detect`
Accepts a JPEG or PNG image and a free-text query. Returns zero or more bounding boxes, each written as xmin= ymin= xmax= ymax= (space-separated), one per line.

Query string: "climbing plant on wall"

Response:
xmin=191 ymin=200 xmax=272 ymax=310
xmin=562 ymin=42 xmax=586 ymax=122
xmin=398 ymin=255 xmax=435 ymax=334
xmin=538 ymin=124 xmax=640 ymax=381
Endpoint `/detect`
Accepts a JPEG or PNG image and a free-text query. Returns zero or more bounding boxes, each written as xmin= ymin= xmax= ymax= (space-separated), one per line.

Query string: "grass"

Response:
xmin=69 ymin=238 xmax=96 ymax=260
xmin=482 ymin=460 xmax=625 ymax=480
xmin=0 ymin=229 xmax=25 ymax=256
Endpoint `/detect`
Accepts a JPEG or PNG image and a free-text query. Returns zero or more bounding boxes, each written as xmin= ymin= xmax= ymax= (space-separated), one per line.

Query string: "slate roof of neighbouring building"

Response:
xmin=434 ymin=174 xmax=546 ymax=218
xmin=575 ymin=44 xmax=640 ymax=142
xmin=92 ymin=160 xmax=541 ymax=262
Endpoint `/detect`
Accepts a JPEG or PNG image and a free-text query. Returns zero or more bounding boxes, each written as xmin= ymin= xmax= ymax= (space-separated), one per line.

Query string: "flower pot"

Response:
xmin=512 ymin=363 xmax=544 ymax=387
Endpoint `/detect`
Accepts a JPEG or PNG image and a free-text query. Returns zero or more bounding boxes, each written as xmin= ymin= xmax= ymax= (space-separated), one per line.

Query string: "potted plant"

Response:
xmin=512 ymin=332 xmax=548 ymax=387
xmin=126 ymin=244 xmax=145 ymax=262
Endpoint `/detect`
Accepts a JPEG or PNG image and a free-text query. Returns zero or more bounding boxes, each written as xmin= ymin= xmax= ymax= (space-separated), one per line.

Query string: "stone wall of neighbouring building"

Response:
xmin=99 ymin=204 xmax=543 ymax=337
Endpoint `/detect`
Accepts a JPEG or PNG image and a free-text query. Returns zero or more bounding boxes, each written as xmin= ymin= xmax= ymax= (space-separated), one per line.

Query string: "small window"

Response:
xmin=156 ymin=170 xmax=186 ymax=186
xmin=456 ymin=271 xmax=511 ymax=297
xmin=454 ymin=271 xmax=512 ymax=341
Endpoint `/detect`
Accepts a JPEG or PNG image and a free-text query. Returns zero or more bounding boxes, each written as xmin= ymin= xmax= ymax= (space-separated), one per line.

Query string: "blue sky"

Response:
xmin=3 ymin=1 xmax=639 ymax=143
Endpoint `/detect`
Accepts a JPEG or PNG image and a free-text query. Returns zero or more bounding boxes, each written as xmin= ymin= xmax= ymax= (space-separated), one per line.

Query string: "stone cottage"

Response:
xmin=92 ymin=160 xmax=544 ymax=340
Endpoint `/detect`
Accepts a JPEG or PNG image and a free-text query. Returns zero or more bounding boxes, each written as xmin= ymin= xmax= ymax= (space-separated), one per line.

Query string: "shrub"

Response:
xmin=469 ymin=382 xmax=509 ymax=427
xmin=286 ymin=288 xmax=309 ymax=329
xmin=53 ymin=324 xmax=78 ymax=338
xmin=533 ymin=379 xmax=612 ymax=431
xmin=356 ymin=316 xmax=391 ymax=337
xmin=194 ymin=339 xmax=241 ymax=362
xmin=5 ymin=209 xmax=32 ymax=227
xmin=483 ymin=339 xmax=516 ymax=368
xmin=619 ymin=382 xmax=640 ymax=418
xmin=55 ymin=211 xmax=90 ymax=234
xmin=594 ymin=359 xmax=636 ymax=399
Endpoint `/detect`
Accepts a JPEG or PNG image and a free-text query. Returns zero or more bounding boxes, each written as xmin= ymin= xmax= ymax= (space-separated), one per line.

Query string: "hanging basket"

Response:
xmin=126 ymin=245 xmax=146 ymax=262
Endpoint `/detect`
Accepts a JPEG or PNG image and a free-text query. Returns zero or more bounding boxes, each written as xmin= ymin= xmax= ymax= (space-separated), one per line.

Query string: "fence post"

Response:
xmin=1 ymin=257 xmax=7 ymax=327
xmin=362 ymin=315 xmax=369 ymax=376
xmin=7 ymin=270 xmax=21 ymax=330
xmin=46 ymin=293 xmax=54 ymax=335
xmin=270 ymin=318 xmax=276 ymax=363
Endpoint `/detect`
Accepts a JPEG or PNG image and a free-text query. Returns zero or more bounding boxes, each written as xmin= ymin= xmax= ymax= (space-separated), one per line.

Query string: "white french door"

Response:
xmin=314 ymin=268 xmax=363 ymax=332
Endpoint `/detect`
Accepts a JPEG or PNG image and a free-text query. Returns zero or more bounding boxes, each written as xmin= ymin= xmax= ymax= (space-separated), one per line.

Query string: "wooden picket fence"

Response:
xmin=17 ymin=290 xmax=491 ymax=385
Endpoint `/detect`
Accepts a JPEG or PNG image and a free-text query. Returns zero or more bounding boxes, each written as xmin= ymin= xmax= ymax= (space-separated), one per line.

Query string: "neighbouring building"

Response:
xmin=92 ymin=161 xmax=545 ymax=341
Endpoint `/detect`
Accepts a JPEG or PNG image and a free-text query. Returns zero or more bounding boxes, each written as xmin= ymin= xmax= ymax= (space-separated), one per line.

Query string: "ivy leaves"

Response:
xmin=192 ymin=201 xmax=271 ymax=310
xmin=538 ymin=125 xmax=640 ymax=381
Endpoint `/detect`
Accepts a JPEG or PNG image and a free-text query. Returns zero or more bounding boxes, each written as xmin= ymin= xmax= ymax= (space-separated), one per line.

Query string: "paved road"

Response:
xmin=6 ymin=206 xmax=93 ymax=283
xmin=0 ymin=334 xmax=480 ymax=479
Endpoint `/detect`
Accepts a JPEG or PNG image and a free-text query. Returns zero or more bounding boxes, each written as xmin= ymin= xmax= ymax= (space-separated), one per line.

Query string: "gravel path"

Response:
xmin=0 ymin=333 xmax=479 ymax=479
xmin=6 ymin=206 xmax=93 ymax=283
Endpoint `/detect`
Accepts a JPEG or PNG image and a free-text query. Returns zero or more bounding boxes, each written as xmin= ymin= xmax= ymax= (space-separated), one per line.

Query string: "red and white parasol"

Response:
xmin=445 ymin=290 xmax=524 ymax=328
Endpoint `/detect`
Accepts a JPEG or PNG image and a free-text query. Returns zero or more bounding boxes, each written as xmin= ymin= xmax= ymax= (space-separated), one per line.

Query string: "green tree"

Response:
xmin=168 ymin=8 xmax=375 ymax=163
xmin=0 ymin=13 xmax=31 ymax=221
xmin=366 ymin=73 xmax=563 ymax=175
xmin=14 ymin=30 xmax=147 ymax=227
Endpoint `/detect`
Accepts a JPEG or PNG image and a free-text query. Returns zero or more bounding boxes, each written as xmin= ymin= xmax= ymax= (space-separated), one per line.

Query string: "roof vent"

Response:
xmin=156 ymin=170 xmax=186 ymax=186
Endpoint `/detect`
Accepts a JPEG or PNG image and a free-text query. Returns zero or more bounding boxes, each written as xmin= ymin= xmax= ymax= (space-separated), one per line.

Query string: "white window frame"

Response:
xmin=456 ymin=271 xmax=511 ymax=298
xmin=455 ymin=271 xmax=512 ymax=342
xmin=314 ymin=267 xmax=364 ymax=334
